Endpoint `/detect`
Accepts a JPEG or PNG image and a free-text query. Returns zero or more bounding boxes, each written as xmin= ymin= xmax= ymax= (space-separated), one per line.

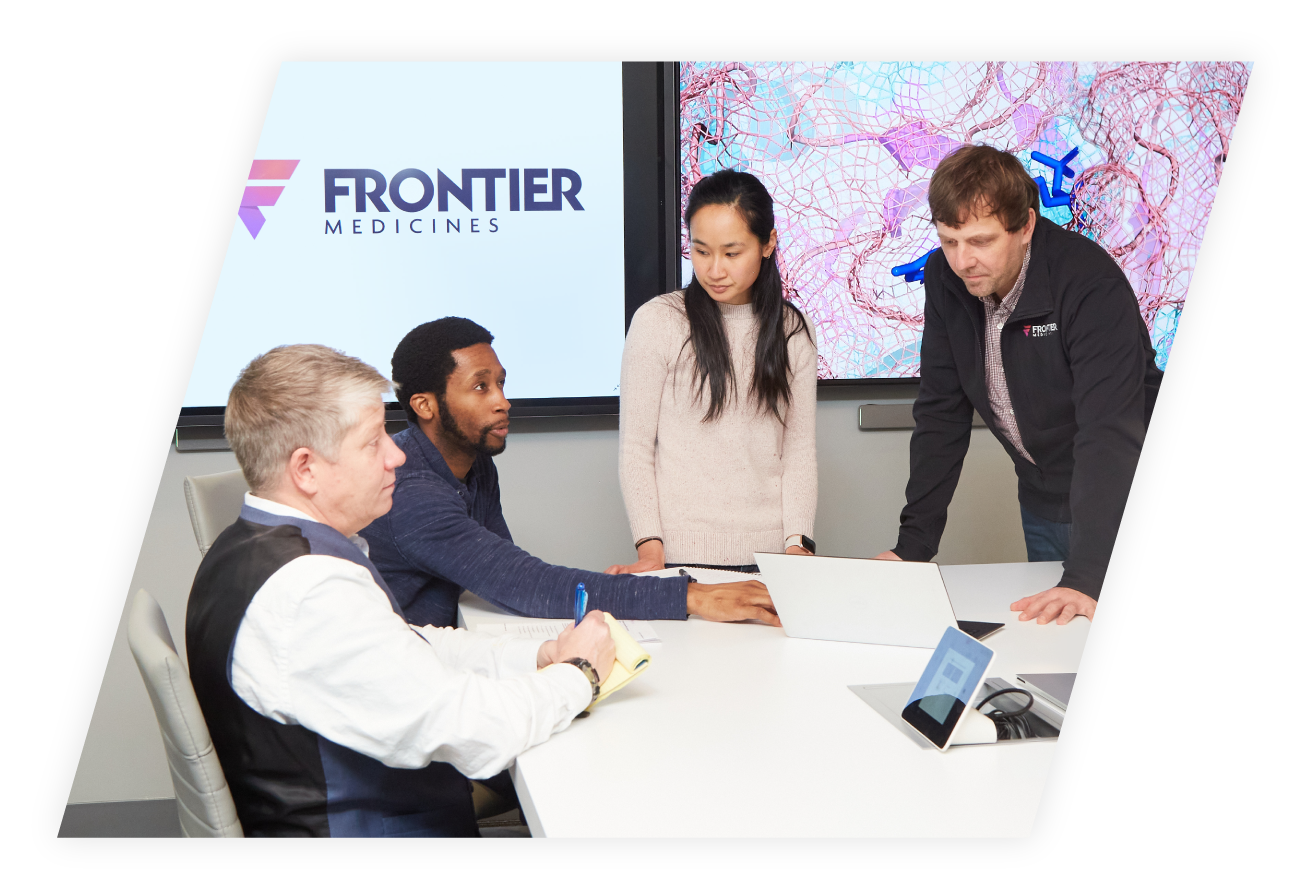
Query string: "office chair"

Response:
xmin=126 ymin=589 xmax=244 ymax=838
xmin=183 ymin=469 xmax=249 ymax=555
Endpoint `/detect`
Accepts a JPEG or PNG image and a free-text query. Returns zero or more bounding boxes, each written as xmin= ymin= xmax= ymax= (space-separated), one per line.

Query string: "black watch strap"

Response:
xmin=561 ymin=657 xmax=600 ymax=703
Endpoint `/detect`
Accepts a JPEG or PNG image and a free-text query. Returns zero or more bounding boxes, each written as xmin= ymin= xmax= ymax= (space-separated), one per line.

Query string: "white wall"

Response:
xmin=67 ymin=397 xmax=1024 ymax=804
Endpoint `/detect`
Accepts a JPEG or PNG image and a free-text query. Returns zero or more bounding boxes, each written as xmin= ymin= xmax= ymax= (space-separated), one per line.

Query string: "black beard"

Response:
xmin=436 ymin=395 xmax=507 ymax=457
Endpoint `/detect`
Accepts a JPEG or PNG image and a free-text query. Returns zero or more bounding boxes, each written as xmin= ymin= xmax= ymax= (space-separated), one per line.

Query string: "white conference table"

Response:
xmin=458 ymin=560 xmax=1086 ymax=838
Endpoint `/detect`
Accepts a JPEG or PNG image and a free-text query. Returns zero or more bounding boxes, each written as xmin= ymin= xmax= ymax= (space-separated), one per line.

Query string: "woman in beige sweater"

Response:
xmin=606 ymin=170 xmax=818 ymax=575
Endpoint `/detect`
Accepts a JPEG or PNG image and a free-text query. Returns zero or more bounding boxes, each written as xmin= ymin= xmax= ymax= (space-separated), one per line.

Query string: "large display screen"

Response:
xmin=680 ymin=62 xmax=1250 ymax=380
xmin=183 ymin=61 xmax=627 ymax=409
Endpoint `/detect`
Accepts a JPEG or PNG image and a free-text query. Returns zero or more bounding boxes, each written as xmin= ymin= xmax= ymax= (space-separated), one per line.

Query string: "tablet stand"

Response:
xmin=948 ymin=707 xmax=998 ymax=746
xmin=847 ymin=680 xmax=1062 ymax=749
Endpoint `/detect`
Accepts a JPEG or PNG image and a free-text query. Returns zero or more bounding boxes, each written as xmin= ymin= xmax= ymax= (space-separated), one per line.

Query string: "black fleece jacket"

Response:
xmin=893 ymin=217 xmax=1163 ymax=599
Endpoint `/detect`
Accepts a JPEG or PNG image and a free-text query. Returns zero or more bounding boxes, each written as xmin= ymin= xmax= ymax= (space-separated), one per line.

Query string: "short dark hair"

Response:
xmin=392 ymin=317 xmax=494 ymax=423
xmin=928 ymin=144 xmax=1039 ymax=233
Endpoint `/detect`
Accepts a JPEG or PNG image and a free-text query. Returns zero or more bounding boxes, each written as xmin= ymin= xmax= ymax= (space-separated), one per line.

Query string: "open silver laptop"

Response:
xmin=754 ymin=552 xmax=1003 ymax=648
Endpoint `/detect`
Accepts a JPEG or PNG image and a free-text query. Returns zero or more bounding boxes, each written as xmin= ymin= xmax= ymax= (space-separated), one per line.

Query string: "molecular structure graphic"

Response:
xmin=680 ymin=62 xmax=1249 ymax=378
xmin=1034 ymin=147 xmax=1079 ymax=208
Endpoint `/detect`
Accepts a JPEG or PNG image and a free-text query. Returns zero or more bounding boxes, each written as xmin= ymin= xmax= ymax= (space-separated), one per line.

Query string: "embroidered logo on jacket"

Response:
xmin=1023 ymin=323 xmax=1058 ymax=337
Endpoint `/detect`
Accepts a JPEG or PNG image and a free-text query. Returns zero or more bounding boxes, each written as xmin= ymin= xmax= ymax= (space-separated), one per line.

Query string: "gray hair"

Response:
xmin=225 ymin=344 xmax=391 ymax=494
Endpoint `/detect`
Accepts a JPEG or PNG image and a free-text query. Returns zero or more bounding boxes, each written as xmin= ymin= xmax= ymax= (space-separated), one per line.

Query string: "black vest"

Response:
xmin=185 ymin=505 xmax=478 ymax=837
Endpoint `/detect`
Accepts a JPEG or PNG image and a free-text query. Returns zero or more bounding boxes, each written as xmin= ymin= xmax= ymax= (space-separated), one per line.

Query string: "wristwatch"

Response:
xmin=560 ymin=657 xmax=600 ymax=703
xmin=785 ymin=534 xmax=816 ymax=553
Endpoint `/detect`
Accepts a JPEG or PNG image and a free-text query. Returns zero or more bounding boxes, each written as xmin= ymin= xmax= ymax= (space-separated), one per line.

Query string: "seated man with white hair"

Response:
xmin=185 ymin=344 xmax=615 ymax=837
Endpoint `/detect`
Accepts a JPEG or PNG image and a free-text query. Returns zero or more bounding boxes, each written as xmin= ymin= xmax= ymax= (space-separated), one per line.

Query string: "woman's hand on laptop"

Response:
xmin=687 ymin=581 xmax=781 ymax=626
xmin=604 ymin=538 xmax=666 ymax=575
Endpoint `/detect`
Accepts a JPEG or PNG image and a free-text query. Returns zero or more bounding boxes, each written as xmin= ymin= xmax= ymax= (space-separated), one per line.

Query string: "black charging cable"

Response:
xmin=976 ymin=688 xmax=1036 ymax=740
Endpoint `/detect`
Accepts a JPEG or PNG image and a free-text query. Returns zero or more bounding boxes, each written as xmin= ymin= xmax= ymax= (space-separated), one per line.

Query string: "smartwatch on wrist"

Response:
xmin=785 ymin=534 xmax=816 ymax=553
xmin=560 ymin=657 xmax=601 ymax=704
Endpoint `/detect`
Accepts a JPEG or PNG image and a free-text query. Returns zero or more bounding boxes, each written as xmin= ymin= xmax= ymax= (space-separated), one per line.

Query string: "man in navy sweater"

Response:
xmin=875 ymin=145 xmax=1162 ymax=626
xmin=361 ymin=317 xmax=778 ymax=629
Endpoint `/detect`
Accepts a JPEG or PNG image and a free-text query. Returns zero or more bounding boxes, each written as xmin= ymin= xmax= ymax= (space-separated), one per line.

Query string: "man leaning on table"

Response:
xmin=185 ymin=344 xmax=616 ymax=837
xmin=359 ymin=316 xmax=778 ymax=629
xmin=875 ymin=144 xmax=1162 ymax=625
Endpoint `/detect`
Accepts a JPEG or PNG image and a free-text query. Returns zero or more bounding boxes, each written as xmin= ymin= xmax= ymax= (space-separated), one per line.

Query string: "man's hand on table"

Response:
xmin=537 ymin=610 xmax=617 ymax=679
xmin=1010 ymin=587 xmax=1096 ymax=625
xmin=687 ymin=581 xmax=781 ymax=626
xmin=872 ymin=550 xmax=1093 ymax=624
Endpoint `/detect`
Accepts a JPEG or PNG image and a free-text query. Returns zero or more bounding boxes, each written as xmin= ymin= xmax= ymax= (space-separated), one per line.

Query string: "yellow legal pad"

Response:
xmin=589 ymin=612 xmax=652 ymax=711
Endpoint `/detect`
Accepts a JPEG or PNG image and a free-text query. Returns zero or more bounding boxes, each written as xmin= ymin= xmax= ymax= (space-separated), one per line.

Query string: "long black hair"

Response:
xmin=683 ymin=169 xmax=811 ymax=423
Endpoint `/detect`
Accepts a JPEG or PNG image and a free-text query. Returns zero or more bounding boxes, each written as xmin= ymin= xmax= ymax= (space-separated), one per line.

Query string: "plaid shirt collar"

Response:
xmin=981 ymin=244 xmax=1031 ymax=314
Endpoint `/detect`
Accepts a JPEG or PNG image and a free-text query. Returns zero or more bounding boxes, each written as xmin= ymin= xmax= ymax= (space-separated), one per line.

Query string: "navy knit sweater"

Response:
xmin=360 ymin=423 xmax=688 ymax=628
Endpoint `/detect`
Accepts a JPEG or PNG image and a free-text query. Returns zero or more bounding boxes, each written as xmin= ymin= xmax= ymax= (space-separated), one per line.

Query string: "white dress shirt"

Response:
xmin=230 ymin=494 xmax=592 ymax=780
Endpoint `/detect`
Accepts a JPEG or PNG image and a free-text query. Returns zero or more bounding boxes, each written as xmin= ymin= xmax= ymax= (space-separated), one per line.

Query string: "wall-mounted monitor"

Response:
xmin=678 ymin=61 xmax=1249 ymax=381
xmin=179 ymin=61 xmax=679 ymax=436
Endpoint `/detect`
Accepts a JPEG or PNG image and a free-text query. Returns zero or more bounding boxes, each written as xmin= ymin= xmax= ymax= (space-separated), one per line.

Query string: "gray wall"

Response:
xmin=67 ymin=397 xmax=1024 ymax=804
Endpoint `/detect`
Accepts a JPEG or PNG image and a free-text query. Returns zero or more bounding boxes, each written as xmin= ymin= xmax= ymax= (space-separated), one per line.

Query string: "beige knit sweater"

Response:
xmin=618 ymin=291 xmax=818 ymax=565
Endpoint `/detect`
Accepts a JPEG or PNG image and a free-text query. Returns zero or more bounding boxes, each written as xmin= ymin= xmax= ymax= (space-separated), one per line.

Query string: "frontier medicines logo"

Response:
xmin=234 ymin=163 xmax=586 ymax=238
xmin=323 ymin=167 xmax=584 ymax=236
xmin=239 ymin=160 xmax=300 ymax=238
xmin=1023 ymin=323 xmax=1059 ymax=337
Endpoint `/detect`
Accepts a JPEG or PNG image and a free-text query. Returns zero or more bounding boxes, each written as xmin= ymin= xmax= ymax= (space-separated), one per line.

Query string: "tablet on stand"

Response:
xmin=901 ymin=626 xmax=999 ymax=751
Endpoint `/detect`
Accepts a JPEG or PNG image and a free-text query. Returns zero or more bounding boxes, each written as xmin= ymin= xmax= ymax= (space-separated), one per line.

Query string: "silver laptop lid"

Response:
xmin=1015 ymin=673 xmax=1076 ymax=711
xmin=754 ymin=553 xmax=960 ymax=648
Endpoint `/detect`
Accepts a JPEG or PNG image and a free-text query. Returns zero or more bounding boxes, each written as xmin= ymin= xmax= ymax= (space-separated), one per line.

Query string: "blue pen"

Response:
xmin=574 ymin=582 xmax=588 ymax=626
